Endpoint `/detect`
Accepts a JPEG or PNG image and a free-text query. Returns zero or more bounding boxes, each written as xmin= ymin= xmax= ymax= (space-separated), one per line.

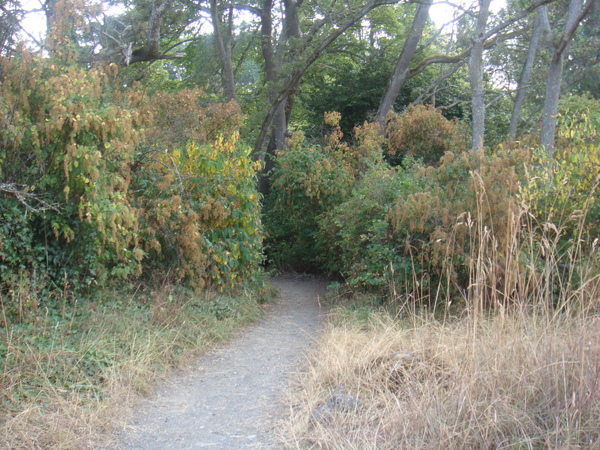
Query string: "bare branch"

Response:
xmin=413 ymin=60 xmax=466 ymax=104
xmin=483 ymin=0 xmax=558 ymax=40
xmin=0 ymin=3 xmax=43 ymax=48
xmin=407 ymin=29 xmax=519 ymax=79
xmin=0 ymin=183 xmax=60 ymax=213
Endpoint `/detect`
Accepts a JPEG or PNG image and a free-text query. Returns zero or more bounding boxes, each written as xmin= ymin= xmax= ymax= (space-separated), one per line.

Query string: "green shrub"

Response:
xmin=524 ymin=94 xmax=600 ymax=241
xmin=387 ymin=148 xmax=529 ymax=298
xmin=317 ymin=144 xmax=531 ymax=301
xmin=0 ymin=52 xmax=265 ymax=321
xmin=0 ymin=51 xmax=144 ymax=300
xmin=317 ymin=161 xmax=431 ymax=288
xmin=263 ymin=139 xmax=353 ymax=271
xmin=385 ymin=104 xmax=466 ymax=167
xmin=134 ymin=134 xmax=264 ymax=291
xmin=263 ymin=113 xmax=382 ymax=271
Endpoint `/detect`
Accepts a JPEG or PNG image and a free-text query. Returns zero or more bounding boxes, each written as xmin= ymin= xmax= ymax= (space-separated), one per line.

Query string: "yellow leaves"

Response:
xmin=106 ymin=63 xmax=119 ymax=78
xmin=137 ymin=128 xmax=262 ymax=289
xmin=324 ymin=111 xmax=342 ymax=127
xmin=132 ymin=247 xmax=144 ymax=262
xmin=172 ymin=195 xmax=181 ymax=209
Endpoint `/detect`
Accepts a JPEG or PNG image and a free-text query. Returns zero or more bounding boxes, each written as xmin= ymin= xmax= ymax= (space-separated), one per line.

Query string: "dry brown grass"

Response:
xmin=280 ymin=307 xmax=600 ymax=449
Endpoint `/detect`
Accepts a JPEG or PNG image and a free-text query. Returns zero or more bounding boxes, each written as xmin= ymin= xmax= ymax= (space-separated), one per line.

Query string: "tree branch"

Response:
xmin=406 ymin=29 xmax=519 ymax=79
xmin=254 ymin=0 xmax=404 ymax=156
xmin=0 ymin=183 xmax=60 ymax=213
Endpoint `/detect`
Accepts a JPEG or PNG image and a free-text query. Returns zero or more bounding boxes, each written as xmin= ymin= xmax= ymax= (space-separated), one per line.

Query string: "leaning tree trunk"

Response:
xmin=375 ymin=0 xmax=432 ymax=127
xmin=469 ymin=0 xmax=491 ymax=152
xmin=508 ymin=6 xmax=550 ymax=141
xmin=255 ymin=0 xmax=301 ymax=194
xmin=253 ymin=0 xmax=402 ymax=173
xmin=540 ymin=0 xmax=593 ymax=156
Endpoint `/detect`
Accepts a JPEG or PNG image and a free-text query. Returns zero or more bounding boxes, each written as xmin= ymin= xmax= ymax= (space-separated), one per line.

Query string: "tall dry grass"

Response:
xmin=280 ymin=185 xmax=600 ymax=449
xmin=281 ymin=311 xmax=600 ymax=449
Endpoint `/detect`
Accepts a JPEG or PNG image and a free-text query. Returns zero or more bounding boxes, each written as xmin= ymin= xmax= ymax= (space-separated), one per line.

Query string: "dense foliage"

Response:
xmin=264 ymin=103 xmax=600 ymax=307
xmin=0 ymin=50 xmax=263 ymax=322
xmin=0 ymin=52 xmax=144 ymax=305
xmin=1 ymin=0 xmax=599 ymax=446
xmin=264 ymin=112 xmax=382 ymax=271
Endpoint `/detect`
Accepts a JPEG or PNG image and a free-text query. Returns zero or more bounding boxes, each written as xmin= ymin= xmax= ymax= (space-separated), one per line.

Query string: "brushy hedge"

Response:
xmin=263 ymin=113 xmax=382 ymax=272
xmin=0 ymin=51 xmax=145 ymax=307
xmin=265 ymin=103 xmax=600 ymax=306
xmin=0 ymin=51 xmax=263 ymax=323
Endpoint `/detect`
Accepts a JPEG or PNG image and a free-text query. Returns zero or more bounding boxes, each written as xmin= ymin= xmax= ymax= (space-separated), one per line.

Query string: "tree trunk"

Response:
xmin=254 ymin=0 xmax=402 ymax=162
xmin=508 ymin=6 xmax=550 ymax=141
xmin=540 ymin=0 xmax=593 ymax=156
xmin=376 ymin=0 xmax=432 ymax=127
xmin=44 ymin=0 xmax=59 ymax=37
xmin=469 ymin=0 xmax=491 ymax=151
xmin=210 ymin=0 xmax=237 ymax=102
xmin=255 ymin=0 xmax=301 ymax=194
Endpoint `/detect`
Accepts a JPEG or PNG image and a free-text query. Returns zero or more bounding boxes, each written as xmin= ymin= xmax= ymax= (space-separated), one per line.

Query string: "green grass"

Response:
xmin=0 ymin=282 xmax=271 ymax=448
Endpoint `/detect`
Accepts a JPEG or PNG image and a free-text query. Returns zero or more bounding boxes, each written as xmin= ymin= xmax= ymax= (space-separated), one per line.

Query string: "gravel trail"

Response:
xmin=117 ymin=276 xmax=327 ymax=449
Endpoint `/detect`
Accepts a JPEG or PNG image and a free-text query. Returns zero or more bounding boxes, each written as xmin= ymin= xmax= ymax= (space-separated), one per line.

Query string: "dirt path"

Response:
xmin=117 ymin=276 xmax=327 ymax=449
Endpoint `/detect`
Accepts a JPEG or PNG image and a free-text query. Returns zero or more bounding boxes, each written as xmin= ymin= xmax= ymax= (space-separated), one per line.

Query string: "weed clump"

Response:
xmin=281 ymin=302 xmax=600 ymax=449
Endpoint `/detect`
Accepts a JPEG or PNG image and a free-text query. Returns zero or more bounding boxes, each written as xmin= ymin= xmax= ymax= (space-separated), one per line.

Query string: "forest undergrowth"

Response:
xmin=273 ymin=106 xmax=600 ymax=447
xmin=0 ymin=48 xmax=273 ymax=448
xmin=282 ymin=300 xmax=600 ymax=448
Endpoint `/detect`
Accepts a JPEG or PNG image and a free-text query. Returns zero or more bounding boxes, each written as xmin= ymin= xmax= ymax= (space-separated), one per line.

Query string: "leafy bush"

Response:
xmin=387 ymin=148 xmax=530 ymax=299
xmin=0 ymin=52 xmax=264 ymax=321
xmin=132 ymin=88 xmax=262 ymax=290
xmin=317 ymin=161 xmax=431 ymax=288
xmin=134 ymin=134 xmax=264 ymax=291
xmin=525 ymin=94 xmax=600 ymax=240
xmin=318 ymin=144 xmax=530 ymax=300
xmin=385 ymin=104 xmax=466 ymax=166
xmin=0 ymin=51 xmax=144 ymax=303
xmin=143 ymin=89 xmax=244 ymax=150
xmin=263 ymin=113 xmax=382 ymax=271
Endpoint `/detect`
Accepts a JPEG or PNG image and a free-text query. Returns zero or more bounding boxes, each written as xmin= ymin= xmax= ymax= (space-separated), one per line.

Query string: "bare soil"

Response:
xmin=116 ymin=276 xmax=328 ymax=449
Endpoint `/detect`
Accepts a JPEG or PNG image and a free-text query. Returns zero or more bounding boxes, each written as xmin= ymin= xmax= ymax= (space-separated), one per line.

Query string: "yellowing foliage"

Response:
xmin=0 ymin=49 xmax=145 ymax=290
xmin=135 ymin=129 xmax=263 ymax=291
xmin=0 ymin=49 xmax=262 ymax=315
xmin=386 ymin=105 xmax=467 ymax=166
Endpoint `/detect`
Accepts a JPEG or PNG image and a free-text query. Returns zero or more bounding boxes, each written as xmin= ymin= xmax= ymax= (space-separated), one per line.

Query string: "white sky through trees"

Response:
xmin=15 ymin=0 xmax=507 ymax=47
